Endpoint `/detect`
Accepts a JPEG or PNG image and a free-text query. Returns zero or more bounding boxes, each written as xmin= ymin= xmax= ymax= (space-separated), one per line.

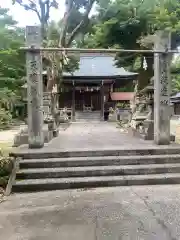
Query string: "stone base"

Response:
xmin=13 ymin=125 xmax=53 ymax=147
xmin=129 ymin=127 xmax=175 ymax=142
xmin=128 ymin=127 xmax=143 ymax=139
xmin=13 ymin=134 xmax=28 ymax=148
xmin=44 ymin=124 xmax=53 ymax=143
xmin=108 ymin=113 xmax=117 ymax=122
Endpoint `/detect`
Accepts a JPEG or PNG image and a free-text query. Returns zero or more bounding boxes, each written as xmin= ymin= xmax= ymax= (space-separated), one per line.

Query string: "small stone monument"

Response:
xmin=130 ymin=93 xmax=148 ymax=135
xmin=139 ymin=77 xmax=154 ymax=140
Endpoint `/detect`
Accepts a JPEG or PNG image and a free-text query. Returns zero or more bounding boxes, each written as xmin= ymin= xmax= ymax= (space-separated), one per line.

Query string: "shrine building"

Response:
xmin=59 ymin=53 xmax=138 ymax=121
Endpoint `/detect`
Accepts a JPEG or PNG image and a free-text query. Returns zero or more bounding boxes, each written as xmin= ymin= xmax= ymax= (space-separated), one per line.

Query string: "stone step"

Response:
xmin=76 ymin=115 xmax=100 ymax=117
xmin=75 ymin=120 xmax=100 ymax=122
xmin=16 ymin=163 xmax=180 ymax=179
xmin=75 ymin=118 xmax=100 ymax=121
xmin=11 ymin=147 xmax=180 ymax=159
xmin=12 ymin=173 xmax=180 ymax=192
xmin=19 ymin=154 xmax=180 ymax=169
xmin=76 ymin=114 xmax=100 ymax=118
xmin=76 ymin=117 xmax=100 ymax=119
xmin=76 ymin=112 xmax=100 ymax=115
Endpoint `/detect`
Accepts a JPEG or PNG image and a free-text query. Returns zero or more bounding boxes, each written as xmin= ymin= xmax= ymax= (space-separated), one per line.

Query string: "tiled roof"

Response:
xmin=110 ymin=92 xmax=134 ymax=101
xmin=63 ymin=54 xmax=138 ymax=78
xmin=171 ymin=93 xmax=180 ymax=99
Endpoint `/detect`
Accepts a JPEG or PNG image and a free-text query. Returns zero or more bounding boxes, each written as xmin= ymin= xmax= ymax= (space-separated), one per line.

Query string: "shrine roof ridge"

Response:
xmin=63 ymin=53 xmax=138 ymax=78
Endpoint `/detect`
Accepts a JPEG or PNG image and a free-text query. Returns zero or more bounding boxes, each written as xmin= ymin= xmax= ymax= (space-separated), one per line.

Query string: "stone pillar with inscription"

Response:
xmin=26 ymin=26 xmax=44 ymax=148
xmin=154 ymin=31 xmax=171 ymax=145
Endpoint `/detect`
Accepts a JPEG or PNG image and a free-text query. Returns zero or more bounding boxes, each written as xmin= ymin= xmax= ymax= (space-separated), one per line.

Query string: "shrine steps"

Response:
xmin=75 ymin=111 xmax=101 ymax=122
xmin=12 ymin=174 xmax=180 ymax=192
xmin=10 ymin=147 xmax=180 ymax=159
xmin=16 ymin=163 xmax=180 ymax=179
xmin=11 ymin=147 xmax=180 ymax=193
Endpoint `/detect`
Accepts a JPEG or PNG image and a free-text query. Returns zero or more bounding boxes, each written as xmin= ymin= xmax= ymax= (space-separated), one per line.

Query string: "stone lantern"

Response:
xmin=140 ymin=77 xmax=154 ymax=140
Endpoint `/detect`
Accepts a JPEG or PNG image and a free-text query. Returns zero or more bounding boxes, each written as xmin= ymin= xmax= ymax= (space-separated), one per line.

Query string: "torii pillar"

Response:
xmin=154 ymin=31 xmax=171 ymax=145
xmin=26 ymin=26 xmax=44 ymax=148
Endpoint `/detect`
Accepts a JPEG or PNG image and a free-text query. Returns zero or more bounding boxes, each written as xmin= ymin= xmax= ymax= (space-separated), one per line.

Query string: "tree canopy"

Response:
xmin=0 ymin=8 xmax=26 ymax=128
xmin=3 ymin=0 xmax=180 ymax=91
xmin=80 ymin=0 xmax=180 ymax=90
xmin=0 ymin=8 xmax=25 ymax=86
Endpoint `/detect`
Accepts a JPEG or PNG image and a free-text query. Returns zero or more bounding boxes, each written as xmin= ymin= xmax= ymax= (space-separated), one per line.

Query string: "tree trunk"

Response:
xmin=59 ymin=0 xmax=73 ymax=47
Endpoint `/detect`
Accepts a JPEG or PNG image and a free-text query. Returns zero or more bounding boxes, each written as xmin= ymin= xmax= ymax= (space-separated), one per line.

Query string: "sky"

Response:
xmin=0 ymin=0 xmax=66 ymax=26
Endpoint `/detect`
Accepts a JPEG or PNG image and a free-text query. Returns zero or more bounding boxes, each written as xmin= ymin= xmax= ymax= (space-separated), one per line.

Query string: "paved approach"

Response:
xmin=17 ymin=121 xmax=179 ymax=153
xmin=1 ymin=186 xmax=180 ymax=239
xmin=46 ymin=122 xmax=155 ymax=150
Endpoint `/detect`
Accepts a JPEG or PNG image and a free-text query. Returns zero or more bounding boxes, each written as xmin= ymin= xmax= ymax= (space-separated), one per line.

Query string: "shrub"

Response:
xmin=116 ymin=102 xmax=129 ymax=109
xmin=0 ymin=157 xmax=13 ymax=177
xmin=0 ymin=108 xmax=12 ymax=130
xmin=0 ymin=156 xmax=13 ymax=188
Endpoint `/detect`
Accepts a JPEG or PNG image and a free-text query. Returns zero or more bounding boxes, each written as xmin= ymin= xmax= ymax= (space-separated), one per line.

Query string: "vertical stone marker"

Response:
xmin=154 ymin=31 xmax=171 ymax=145
xmin=26 ymin=26 xmax=44 ymax=148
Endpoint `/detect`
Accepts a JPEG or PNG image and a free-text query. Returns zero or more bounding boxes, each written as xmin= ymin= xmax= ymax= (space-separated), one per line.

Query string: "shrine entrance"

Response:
xmin=75 ymin=88 xmax=101 ymax=111
xmin=24 ymin=26 xmax=173 ymax=148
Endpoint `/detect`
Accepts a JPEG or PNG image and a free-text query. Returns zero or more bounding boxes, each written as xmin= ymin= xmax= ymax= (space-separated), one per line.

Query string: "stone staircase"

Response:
xmin=11 ymin=147 xmax=180 ymax=193
xmin=75 ymin=111 xmax=101 ymax=122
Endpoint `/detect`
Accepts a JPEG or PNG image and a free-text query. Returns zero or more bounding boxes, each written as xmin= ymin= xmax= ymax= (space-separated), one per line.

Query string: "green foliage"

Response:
xmin=114 ymin=86 xmax=134 ymax=92
xmin=81 ymin=0 xmax=180 ymax=91
xmin=168 ymin=53 xmax=180 ymax=95
xmin=0 ymin=88 xmax=21 ymax=110
xmin=63 ymin=55 xmax=80 ymax=73
xmin=171 ymin=56 xmax=180 ymax=94
xmin=0 ymin=155 xmax=13 ymax=176
xmin=172 ymin=76 xmax=180 ymax=93
xmin=45 ymin=21 xmax=80 ymax=74
xmin=0 ymin=9 xmax=25 ymax=84
xmin=82 ymin=0 xmax=155 ymax=72
xmin=85 ymin=0 xmax=180 ymax=59
xmin=0 ymin=108 xmax=12 ymax=130
xmin=0 ymin=152 xmax=13 ymax=188
xmin=116 ymin=102 xmax=129 ymax=109
xmin=0 ymin=8 xmax=25 ymax=126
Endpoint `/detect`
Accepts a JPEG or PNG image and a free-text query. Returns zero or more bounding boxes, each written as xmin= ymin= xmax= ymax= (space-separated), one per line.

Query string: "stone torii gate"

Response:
xmin=26 ymin=26 xmax=44 ymax=148
xmin=25 ymin=26 xmax=172 ymax=148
